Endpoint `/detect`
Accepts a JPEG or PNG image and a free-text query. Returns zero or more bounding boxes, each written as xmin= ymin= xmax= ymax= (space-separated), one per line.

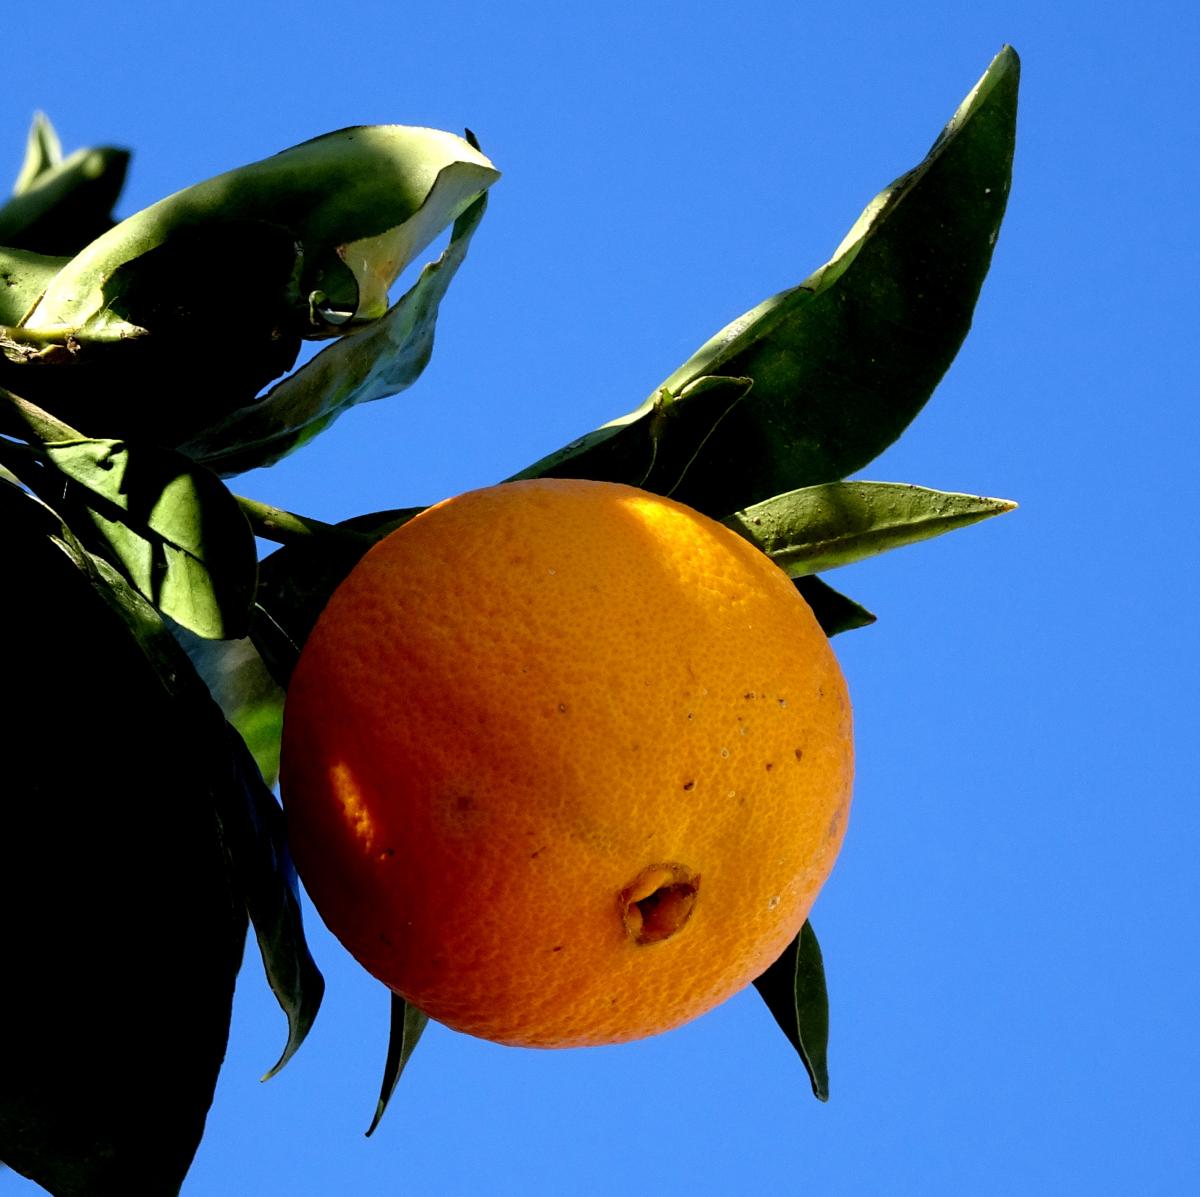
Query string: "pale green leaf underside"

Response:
xmin=723 ymin=481 xmax=1016 ymax=576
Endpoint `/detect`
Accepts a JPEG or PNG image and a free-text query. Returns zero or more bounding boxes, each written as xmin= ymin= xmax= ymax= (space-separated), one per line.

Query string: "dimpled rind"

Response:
xmin=281 ymin=478 xmax=853 ymax=1048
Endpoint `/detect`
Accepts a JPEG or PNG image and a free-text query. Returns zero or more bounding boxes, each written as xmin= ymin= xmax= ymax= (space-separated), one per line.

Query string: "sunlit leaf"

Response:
xmin=0 ymin=246 xmax=69 ymax=325
xmin=753 ymin=921 xmax=831 ymax=1100
xmin=516 ymin=47 xmax=1019 ymax=517
xmin=42 ymin=438 xmax=257 ymax=639
xmin=2 ymin=124 xmax=496 ymax=445
xmin=366 ymin=995 xmax=430 ymax=1137
xmin=23 ymin=124 xmax=498 ymax=341
xmin=723 ymin=481 xmax=1017 ymax=576
xmin=183 ymin=194 xmax=490 ymax=476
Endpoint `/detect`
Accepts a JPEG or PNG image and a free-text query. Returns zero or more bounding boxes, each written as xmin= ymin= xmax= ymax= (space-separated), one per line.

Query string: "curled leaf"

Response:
xmin=22 ymin=124 xmax=498 ymax=341
xmin=182 ymin=193 xmax=490 ymax=476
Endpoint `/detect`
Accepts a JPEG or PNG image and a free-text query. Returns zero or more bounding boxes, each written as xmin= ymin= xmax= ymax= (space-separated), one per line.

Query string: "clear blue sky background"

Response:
xmin=6 ymin=3 xmax=1198 ymax=1194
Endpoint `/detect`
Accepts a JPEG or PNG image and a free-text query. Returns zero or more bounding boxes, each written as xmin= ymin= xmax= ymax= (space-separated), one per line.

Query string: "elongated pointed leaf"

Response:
xmin=42 ymin=438 xmax=257 ymax=638
xmin=366 ymin=995 xmax=430 ymax=1137
xmin=517 ymin=47 xmax=1019 ymax=517
xmin=221 ymin=728 xmax=325 ymax=1080
xmin=182 ymin=194 xmax=489 ymax=476
xmin=724 ymin=481 xmax=1015 ymax=576
xmin=0 ymin=113 xmax=129 ymax=256
xmin=753 ymin=921 xmax=830 ymax=1100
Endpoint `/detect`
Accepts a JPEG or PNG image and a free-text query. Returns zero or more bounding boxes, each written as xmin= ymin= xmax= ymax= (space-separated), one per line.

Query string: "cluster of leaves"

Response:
xmin=0 ymin=45 xmax=1018 ymax=1197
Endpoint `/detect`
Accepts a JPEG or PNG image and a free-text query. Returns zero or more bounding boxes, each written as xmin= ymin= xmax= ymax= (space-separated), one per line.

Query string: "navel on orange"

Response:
xmin=280 ymin=478 xmax=853 ymax=1048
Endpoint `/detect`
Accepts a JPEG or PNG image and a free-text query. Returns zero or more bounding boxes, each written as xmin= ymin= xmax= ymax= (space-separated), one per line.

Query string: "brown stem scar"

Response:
xmin=619 ymin=863 xmax=700 ymax=945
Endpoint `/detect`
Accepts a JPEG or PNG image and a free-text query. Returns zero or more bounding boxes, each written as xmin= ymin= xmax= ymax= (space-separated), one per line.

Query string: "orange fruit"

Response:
xmin=280 ymin=478 xmax=853 ymax=1047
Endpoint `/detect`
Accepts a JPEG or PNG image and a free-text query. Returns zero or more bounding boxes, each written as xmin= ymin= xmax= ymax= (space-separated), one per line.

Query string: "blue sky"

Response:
xmin=5 ymin=3 xmax=1198 ymax=1194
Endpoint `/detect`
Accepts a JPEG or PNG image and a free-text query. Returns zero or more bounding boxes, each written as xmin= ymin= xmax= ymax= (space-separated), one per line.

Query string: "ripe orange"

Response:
xmin=280 ymin=478 xmax=853 ymax=1048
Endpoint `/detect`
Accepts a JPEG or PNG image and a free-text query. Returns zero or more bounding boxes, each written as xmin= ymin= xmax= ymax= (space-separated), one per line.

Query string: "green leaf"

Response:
xmin=0 ymin=478 xmax=247 ymax=1195
xmin=0 ymin=246 xmax=70 ymax=325
xmin=366 ymin=995 xmax=430 ymax=1137
xmin=41 ymin=438 xmax=258 ymax=639
xmin=0 ymin=221 xmax=307 ymax=445
xmin=723 ymin=481 xmax=1017 ymax=576
xmin=22 ymin=124 xmax=498 ymax=341
xmin=795 ymin=575 xmax=876 ymax=637
xmin=516 ymin=47 xmax=1019 ymax=516
xmin=13 ymin=112 xmax=63 ymax=193
xmin=753 ymin=921 xmax=831 ymax=1101
xmin=1 ymin=480 xmax=324 ymax=1089
xmin=221 ymin=728 xmax=326 ymax=1080
xmin=176 ymin=629 xmax=285 ymax=787
xmin=3 ymin=124 xmax=496 ymax=446
xmin=0 ymin=112 xmax=129 ymax=256
xmin=510 ymin=374 xmax=753 ymax=497
xmin=182 ymin=193 xmax=490 ymax=476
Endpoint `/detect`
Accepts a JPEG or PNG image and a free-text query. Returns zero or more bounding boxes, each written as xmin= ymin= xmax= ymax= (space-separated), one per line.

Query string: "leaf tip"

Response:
xmin=364 ymin=1101 xmax=388 ymax=1139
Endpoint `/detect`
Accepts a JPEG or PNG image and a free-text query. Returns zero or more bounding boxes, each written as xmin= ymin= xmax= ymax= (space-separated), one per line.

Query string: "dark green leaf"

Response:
xmin=753 ymin=921 xmax=831 ymax=1101
xmin=1 ymin=478 xmax=324 ymax=1093
xmin=795 ymin=575 xmax=876 ymax=637
xmin=222 ymin=728 xmax=326 ymax=1080
xmin=176 ymin=629 xmax=285 ymax=787
xmin=510 ymin=374 xmax=753 ymax=498
xmin=516 ymin=47 xmax=1019 ymax=517
xmin=0 ymin=220 xmax=306 ymax=445
xmin=182 ymin=194 xmax=491 ymax=476
xmin=81 ymin=540 xmax=323 ymax=1078
xmin=42 ymin=438 xmax=258 ymax=639
xmin=723 ymin=481 xmax=1017 ymax=576
xmin=366 ymin=995 xmax=430 ymax=1137
xmin=0 ymin=112 xmax=129 ymax=256
xmin=0 ymin=479 xmax=246 ymax=1195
